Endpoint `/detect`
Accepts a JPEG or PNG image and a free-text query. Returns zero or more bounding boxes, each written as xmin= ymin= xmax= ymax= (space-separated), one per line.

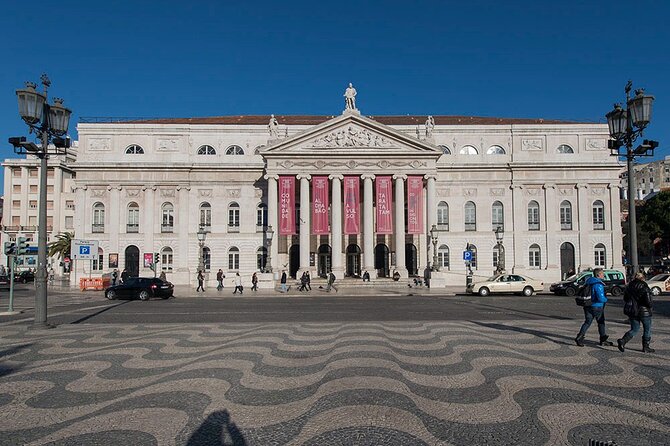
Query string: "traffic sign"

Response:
xmin=72 ymin=240 xmax=99 ymax=260
xmin=463 ymin=250 xmax=473 ymax=261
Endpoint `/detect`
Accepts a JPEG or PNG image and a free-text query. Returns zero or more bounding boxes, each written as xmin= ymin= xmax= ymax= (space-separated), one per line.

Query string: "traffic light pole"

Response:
xmin=33 ymin=127 xmax=50 ymax=327
xmin=8 ymin=255 xmax=16 ymax=313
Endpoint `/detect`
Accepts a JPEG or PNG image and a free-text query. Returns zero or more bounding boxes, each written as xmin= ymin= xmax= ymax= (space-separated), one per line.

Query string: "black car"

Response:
xmin=550 ymin=269 xmax=626 ymax=297
xmin=14 ymin=270 xmax=35 ymax=283
xmin=0 ymin=275 xmax=9 ymax=290
xmin=105 ymin=277 xmax=174 ymax=301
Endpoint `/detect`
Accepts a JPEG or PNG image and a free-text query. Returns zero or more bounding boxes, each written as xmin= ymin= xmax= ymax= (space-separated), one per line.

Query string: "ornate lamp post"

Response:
xmin=12 ymin=75 xmax=71 ymax=328
xmin=606 ymin=81 xmax=657 ymax=275
xmin=265 ymin=225 xmax=274 ymax=273
xmin=197 ymin=225 xmax=207 ymax=272
xmin=495 ymin=226 xmax=505 ymax=274
xmin=430 ymin=224 xmax=439 ymax=271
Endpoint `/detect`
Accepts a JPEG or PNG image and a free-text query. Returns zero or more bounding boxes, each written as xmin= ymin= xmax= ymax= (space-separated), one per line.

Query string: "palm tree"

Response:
xmin=48 ymin=232 xmax=74 ymax=260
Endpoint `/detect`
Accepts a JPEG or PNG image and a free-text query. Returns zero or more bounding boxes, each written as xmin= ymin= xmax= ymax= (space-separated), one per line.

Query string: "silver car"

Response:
xmin=467 ymin=274 xmax=544 ymax=297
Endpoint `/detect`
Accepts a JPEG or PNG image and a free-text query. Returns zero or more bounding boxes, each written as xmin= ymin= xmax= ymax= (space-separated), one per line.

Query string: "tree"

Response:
xmin=48 ymin=232 xmax=74 ymax=260
xmin=638 ymin=191 xmax=670 ymax=258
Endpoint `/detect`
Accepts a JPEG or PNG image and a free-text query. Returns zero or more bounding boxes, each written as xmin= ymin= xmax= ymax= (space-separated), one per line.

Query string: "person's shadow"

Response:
xmin=186 ymin=409 xmax=247 ymax=446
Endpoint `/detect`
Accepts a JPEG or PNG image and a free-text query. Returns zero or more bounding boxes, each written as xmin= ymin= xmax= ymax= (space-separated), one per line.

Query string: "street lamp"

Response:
xmin=495 ymin=226 xmax=505 ymax=274
xmin=606 ymin=81 xmax=657 ymax=275
xmin=197 ymin=225 xmax=207 ymax=273
xmin=265 ymin=225 xmax=274 ymax=273
xmin=430 ymin=224 xmax=439 ymax=271
xmin=12 ymin=75 xmax=71 ymax=328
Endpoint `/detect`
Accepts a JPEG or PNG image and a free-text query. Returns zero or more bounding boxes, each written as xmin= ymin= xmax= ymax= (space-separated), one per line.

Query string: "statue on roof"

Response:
xmin=344 ymin=83 xmax=357 ymax=111
xmin=268 ymin=114 xmax=279 ymax=139
xmin=425 ymin=115 xmax=435 ymax=138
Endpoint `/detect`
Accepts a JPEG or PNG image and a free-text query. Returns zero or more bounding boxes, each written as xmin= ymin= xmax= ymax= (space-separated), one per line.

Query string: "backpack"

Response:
xmin=329 ymin=272 xmax=336 ymax=283
xmin=574 ymin=284 xmax=592 ymax=307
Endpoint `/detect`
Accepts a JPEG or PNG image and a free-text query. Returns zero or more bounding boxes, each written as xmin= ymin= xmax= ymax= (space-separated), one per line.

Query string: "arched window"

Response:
xmin=257 ymin=246 xmax=268 ymax=271
xmin=460 ymin=145 xmax=478 ymax=155
xmin=439 ymin=145 xmax=451 ymax=155
xmin=200 ymin=202 xmax=212 ymax=230
xmin=527 ymin=200 xmax=540 ymax=231
xmin=560 ymin=200 xmax=572 ymax=230
xmin=161 ymin=202 xmax=174 ymax=233
xmin=225 ymin=145 xmax=244 ymax=155
xmin=557 ymin=144 xmax=574 ymax=154
xmin=594 ymin=243 xmax=606 ymax=267
xmin=161 ymin=247 xmax=173 ymax=271
xmin=228 ymin=202 xmax=240 ymax=231
xmin=492 ymin=201 xmax=504 ymax=231
xmin=529 ymin=244 xmax=541 ymax=269
xmin=492 ymin=244 xmax=500 ymax=269
xmin=228 ymin=246 xmax=240 ymax=270
xmin=438 ymin=244 xmax=450 ymax=269
xmin=92 ymin=202 xmax=105 ymax=233
xmin=437 ymin=201 xmax=449 ymax=230
xmin=127 ymin=202 xmax=139 ymax=233
xmin=92 ymin=247 xmax=104 ymax=271
xmin=592 ymin=200 xmax=605 ymax=230
xmin=203 ymin=246 xmax=211 ymax=271
xmin=486 ymin=145 xmax=506 ymax=155
xmin=469 ymin=245 xmax=478 ymax=269
xmin=197 ymin=145 xmax=216 ymax=155
xmin=256 ymin=203 xmax=268 ymax=229
xmin=464 ymin=201 xmax=476 ymax=231
xmin=125 ymin=144 xmax=144 ymax=154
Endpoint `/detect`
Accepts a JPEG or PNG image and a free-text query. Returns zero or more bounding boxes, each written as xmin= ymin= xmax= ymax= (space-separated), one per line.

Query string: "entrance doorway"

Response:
xmin=289 ymin=244 xmax=300 ymax=278
xmin=124 ymin=245 xmax=139 ymax=277
xmin=560 ymin=242 xmax=576 ymax=279
xmin=346 ymin=244 xmax=361 ymax=277
xmin=318 ymin=244 xmax=332 ymax=278
xmin=405 ymin=243 xmax=418 ymax=276
xmin=374 ymin=243 xmax=390 ymax=277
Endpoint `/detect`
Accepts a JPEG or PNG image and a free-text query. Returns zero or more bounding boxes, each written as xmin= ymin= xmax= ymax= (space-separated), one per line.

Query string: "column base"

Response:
xmin=331 ymin=268 xmax=345 ymax=281
xmin=392 ymin=268 xmax=408 ymax=279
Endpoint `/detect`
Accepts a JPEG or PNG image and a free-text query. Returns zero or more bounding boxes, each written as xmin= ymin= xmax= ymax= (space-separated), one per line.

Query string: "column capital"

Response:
xmin=328 ymin=174 xmax=344 ymax=181
xmin=176 ymin=185 xmax=191 ymax=192
xmin=542 ymin=183 xmax=556 ymax=190
xmin=296 ymin=174 xmax=311 ymax=181
xmin=607 ymin=183 xmax=620 ymax=190
xmin=393 ymin=174 xmax=407 ymax=181
xmin=361 ymin=174 xmax=376 ymax=181
xmin=264 ymin=174 xmax=279 ymax=181
xmin=576 ymin=183 xmax=589 ymax=190
xmin=510 ymin=184 xmax=523 ymax=190
xmin=424 ymin=174 xmax=437 ymax=181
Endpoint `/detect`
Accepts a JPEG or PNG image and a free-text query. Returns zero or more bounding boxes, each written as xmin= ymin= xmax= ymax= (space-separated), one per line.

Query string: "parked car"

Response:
xmin=549 ymin=269 xmax=625 ymax=297
xmin=14 ymin=270 xmax=35 ymax=283
xmin=466 ymin=274 xmax=544 ymax=296
xmin=105 ymin=277 xmax=174 ymax=301
xmin=647 ymin=273 xmax=670 ymax=296
xmin=0 ymin=275 xmax=9 ymax=290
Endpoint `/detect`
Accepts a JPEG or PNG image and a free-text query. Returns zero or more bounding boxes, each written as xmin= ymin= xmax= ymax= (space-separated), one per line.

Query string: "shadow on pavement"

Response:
xmin=461 ymin=299 xmax=575 ymax=321
xmin=70 ymin=300 xmax=131 ymax=324
xmin=186 ymin=409 xmax=246 ymax=446
xmin=469 ymin=320 xmax=574 ymax=346
xmin=0 ymin=343 xmax=31 ymax=377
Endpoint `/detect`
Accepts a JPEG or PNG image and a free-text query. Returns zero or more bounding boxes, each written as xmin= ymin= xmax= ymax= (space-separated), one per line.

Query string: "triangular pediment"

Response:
xmin=262 ymin=112 xmax=440 ymax=156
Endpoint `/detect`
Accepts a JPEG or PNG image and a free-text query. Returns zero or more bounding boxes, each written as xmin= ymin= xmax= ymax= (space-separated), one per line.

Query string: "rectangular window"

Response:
xmin=493 ymin=251 xmax=499 ymax=268
xmin=127 ymin=208 xmax=140 ymax=232
xmin=47 ymin=201 xmax=54 ymax=210
xmin=29 ymin=169 xmax=38 ymax=178
xmin=161 ymin=252 xmax=173 ymax=271
xmin=228 ymin=209 xmax=240 ymax=231
xmin=65 ymin=216 xmax=74 ymax=229
xmin=161 ymin=209 xmax=174 ymax=232
xmin=593 ymin=207 xmax=605 ymax=230
xmin=29 ymin=200 xmax=37 ymax=209
xmin=464 ymin=208 xmax=476 ymax=231
xmin=12 ymin=216 xmax=20 ymax=226
xmin=594 ymin=249 xmax=606 ymax=267
xmin=527 ymin=207 xmax=540 ymax=231
xmin=47 ymin=185 xmax=54 ymax=193
xmin=529 ymin=249 xmax=541 ymax=268
xmin=29 ymin=216 xmax=36 ymax=226
xmin=92 ymin=253 xmax=104 ymax=271
xmin=492 ymin=208 xmax=504 ymax=231
xmin=12 ymin=185 xmax=21 ymax=193
xmin=228 ymin=252 xmax=240 ymax=270
xmin=560 ymin=206 xmax=572 ymax=230
xmin=66 ymin=201 xmax=75 ymax=210
xmin=13 ymin=169 xmax=22 ymax=177
xmin=30 ymin=185 xmax=38 ymax=193
xmin=12 ymin=200 xmax=21 ymax=209
xmin=200 ymin=208 xmax=212 ymax=230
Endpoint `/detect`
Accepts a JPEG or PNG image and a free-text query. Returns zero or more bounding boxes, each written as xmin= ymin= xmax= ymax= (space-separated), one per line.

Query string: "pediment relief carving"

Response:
xmin=276 ymin=159 xmax=428 ymax=170
xmin=308 ymin=124 xmax=400 ymax=149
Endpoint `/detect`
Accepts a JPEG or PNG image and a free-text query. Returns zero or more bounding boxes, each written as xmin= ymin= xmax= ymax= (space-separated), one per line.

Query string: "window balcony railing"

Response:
xmin=228 ymin=225 xmax=240 ymax=233
xmin=161 ymin=224 xmax=174 ymax=233
xmin=436 ymin=223 xmax=449 ymax=231
xmin=256 ymin=225 xmax=267 ymax=232
xmin=528 ymin=222 xmax=540 ymax=231
xmin=200 ymin=224 xmax=211 ymax=232
xmin=3 ymin=225 xmax=20 ymax=232
xmin=92 ymin=224 xmax=105 ymax=233
xmin=127 ymin=224 xmax=139 ymax=233
xmin=21 ymin=225 xmax=37 ymax=232
xmin=561 ymin=222 xmax=572 ymax=230
xmin=465 ymin=223 xmax=476 ymax=232
xmin=593 ymin=222 xmax=605 ymax=230
xmin=492 ymin=224 xmax=504 ymax=232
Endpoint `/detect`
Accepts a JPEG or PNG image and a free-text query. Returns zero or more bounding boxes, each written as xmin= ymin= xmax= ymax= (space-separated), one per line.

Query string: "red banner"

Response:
xmin=279 ymin=176 xmax=296 ymax=235
xmin=407 ymin=176 xmax=424 ymax=234
xmin=375 ymin=176 xmax=393 ymax=234
xmin=343 ymin=176 xmax=360 ymax=234
xmin=312 ymin=176 xmax=330 ymax=234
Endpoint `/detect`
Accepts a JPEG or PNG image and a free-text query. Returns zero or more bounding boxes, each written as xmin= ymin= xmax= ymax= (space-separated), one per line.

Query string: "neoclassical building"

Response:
xmin=66 ymin=96 xmax=623 ymax=287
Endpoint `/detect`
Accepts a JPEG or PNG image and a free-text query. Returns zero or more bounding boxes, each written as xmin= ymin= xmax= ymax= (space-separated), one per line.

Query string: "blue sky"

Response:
xmin=1 ymin=0 xmax=668 ymax=193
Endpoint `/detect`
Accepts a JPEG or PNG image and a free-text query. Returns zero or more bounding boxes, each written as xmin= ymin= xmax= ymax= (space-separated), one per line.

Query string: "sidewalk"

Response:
xmin=171 ymin=284 xmax=461 ymax=298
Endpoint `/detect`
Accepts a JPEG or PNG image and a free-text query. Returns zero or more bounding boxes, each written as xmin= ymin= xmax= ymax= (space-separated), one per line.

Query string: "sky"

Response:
xmin=1 ymin=0 xmax=669 ymax=194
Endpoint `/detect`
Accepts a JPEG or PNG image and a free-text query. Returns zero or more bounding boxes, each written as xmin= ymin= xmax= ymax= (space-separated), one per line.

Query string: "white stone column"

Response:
xmin=543 ymin=184 xmax=558 ymax=269
xmin=177 ymin=186 xmax=190 ymax=277
xmin=608 ymin=183 xmax=624 ymax=269
xmin=393 ymin=174 xmax=407 ymax=277
xmin=109 ymin=186 xmax=121 ymax=269
xmin=576 ymin=183 xmax=590 ymax=270
xmin=297 ymin=174 xmax=311 ymax=273
xmin=21 ymin=167 xmax=29 ymax=225
xmin=510 ymin=184 xmax=524 ymax=272
xmin=143 ymin=186 xmax=156 ymax=260
xmin=329 ymin=174 xmax=343 ymax=277
xmin=362 ymin=174 xmax=375 ymax=275
xmin=72 ymin=186 xmax=87 ymax=287
xmin=265 ymin=175 xmax=278 ymax=273
xmin=53 ymin=166 xmax=63 ymax=235
xmin=425 ymin=174 xmax=437 ymax=268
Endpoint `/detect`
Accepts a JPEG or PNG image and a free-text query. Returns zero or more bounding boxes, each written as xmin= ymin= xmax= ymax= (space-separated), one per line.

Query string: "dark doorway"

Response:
xmin=346 ymin=244 xmax=361 ymax=277
xmin=124 ymin=245 xmax=140 ymax=277
xmin=318 ymin=244 xmax=332 ymax=278
xmin=560 ymin=242 xmax=576 ymax=279
xmin=374 ymin=244 xmax=390 ymax=277
xmin=405 ymin=243 xmax=418 ymax=276
xmin=289 ymin=244 xmax=300 ymax=279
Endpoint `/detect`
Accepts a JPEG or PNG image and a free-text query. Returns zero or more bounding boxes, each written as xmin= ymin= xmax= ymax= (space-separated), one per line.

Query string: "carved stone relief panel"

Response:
xmin=227 ymin=189 xmax=241 ymax=198
xmin=463 ymin=188 xmax=477 ymax=197
xmin=89 ymin=138 xmax=111 ymax=151
xmin=198 ymin=189 xmax=213 ymax=198
xmin=525 ymin=188 xmax=542 ymax=196
xmin=308 ymin=124 xmax=401 ymax=148
xmin=436 ymin=188 xmax=450 ymax=197
xmin=160 ymin=189 xmax=176 ymax=198
xmin=156 ymin=138 xmax=180 ymax=152
xmin=254 ymin=189 xmax=264 ymax=198
xmin=90 ymin=189 xmax=106 ymax=198
xmin=558 ymin=187 xmax=575 ymax=196
xmin=125 ymin=189 xmax=141 ymax=198
xmin=590 ymin=187 xmax=607 ymax=196
xmin=585 ymin=138 xmax=607 ymax=151
xmin=489 ymin=188 xmax=505 ymax=197
xmin=521 ymin=138 xmax=543 ymax=151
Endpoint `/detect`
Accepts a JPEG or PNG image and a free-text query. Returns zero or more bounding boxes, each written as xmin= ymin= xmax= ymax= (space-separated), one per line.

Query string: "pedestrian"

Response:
xmin=362 ymin=270 xmax=370 ymax=282
xmin=392 ymin=269 xmax=400 ymax=281
xmin=299 ymin=272 xmax=307 ymax=292
xmin=159 ymin=270 xmax=167 ymax=281
xmin=121 ymin=268 xmax=129 ymax=284
xmin=233 ymin=272 xmax=243 ymax=294
xmin=251 ymin=272 xmax=258 ymax=291
xmin=196 ymin=270 xmax=205 ymax=292
xmin=49 ymin=267 xmax=55 ymax=286
xmin=305 ymin=271 xmax=312 ymax=291
xmin=575 ymin=268 xmax=614 ymax=347
xmin=617 ymin=272 xmax=655 ymax=353
xmin=111 ymin=269 xmax=118 ymax=286
xmin=280 ymin=270 xmax=289 ymax=293
xmin=326 ymin=270 xmax=338 ymax=292
xmin=216 ymin=269 xmax=225 ymax=291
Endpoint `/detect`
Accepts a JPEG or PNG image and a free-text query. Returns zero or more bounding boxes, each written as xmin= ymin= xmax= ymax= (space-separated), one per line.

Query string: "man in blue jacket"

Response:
xmin=575 ymin=268 xmax=614 ymax=347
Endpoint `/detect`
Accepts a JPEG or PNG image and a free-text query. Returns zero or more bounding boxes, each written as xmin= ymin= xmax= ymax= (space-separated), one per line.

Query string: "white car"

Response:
xmin=467 ymin=274 xmax=544 ymax=297
xmin=647 ymin=274 xmax=670 ymax=296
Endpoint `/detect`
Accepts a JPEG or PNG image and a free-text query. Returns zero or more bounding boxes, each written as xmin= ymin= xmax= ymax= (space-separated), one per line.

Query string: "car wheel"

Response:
xmin=478 ymin=287 xmax=490 ymax=297
xmin=611 ymin=286 xmax=623 ymax=297
xmin=522 ymin=286 xmax=534 ymax=297
xmin=651 ymin=286 xmax=662 ymax=296
xmin=138 ymin=290 xmax=150 ymax=301
xmin=106 ymin=290 xmax=116 ymax=300
xmin=565 ymin=287 xmax=576 ymax=297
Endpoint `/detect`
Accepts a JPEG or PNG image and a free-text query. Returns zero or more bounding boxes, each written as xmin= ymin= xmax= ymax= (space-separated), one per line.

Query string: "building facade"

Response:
xmin=67 ymin=102 xmax=623 ymax=287
xmin=620 ymin=155 xmax=670 ymax=200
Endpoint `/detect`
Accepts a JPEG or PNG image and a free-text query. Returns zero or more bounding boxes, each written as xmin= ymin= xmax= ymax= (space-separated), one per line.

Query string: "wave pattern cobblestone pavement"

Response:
xmin=0 ymin=319 xmax=668 ymax=445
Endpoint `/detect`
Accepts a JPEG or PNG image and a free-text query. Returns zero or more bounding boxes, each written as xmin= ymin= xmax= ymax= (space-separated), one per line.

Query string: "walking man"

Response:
xmin=216 ymin=269 xmax=225 ymax=291
xmin=111 ymin=269 xmax=118 ymax=286
xmin=280 ymin=270 xmax=288 ymax=293
xmin=251 ymin=272 xmax=258 ymax=291
xmin=233 ymin=272 xmax=243 ymax=294
xmin=326 ymin=270 xmax=338 ymax=292
xmin=305 ymin=271 xmax=312 ymax=291
xmin=575 ymin=268 xmax=613 ymax=347
xmin=618 ymin=272 xmax=655 ymax=353
xmin=121 ymin=268 xmax=129 ymax=284
xmin=196 ymin=270 xmax=205 ymax=292
xmin=299 ymin=272 xmax=307 ymax=292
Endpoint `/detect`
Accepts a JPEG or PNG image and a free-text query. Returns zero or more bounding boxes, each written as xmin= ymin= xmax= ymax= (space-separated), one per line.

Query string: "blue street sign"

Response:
xmin=80 ymin=246 xmax=90 ymax=255
xmin=463 ymin=250 xmax=472 ymax=261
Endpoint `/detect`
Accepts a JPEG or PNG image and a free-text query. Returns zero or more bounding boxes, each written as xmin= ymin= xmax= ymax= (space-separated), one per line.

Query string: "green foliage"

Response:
xmin=48 ymin=232 xmax=74 ymax=259
xmin=638 ymin=191 xmax=670 ymax=239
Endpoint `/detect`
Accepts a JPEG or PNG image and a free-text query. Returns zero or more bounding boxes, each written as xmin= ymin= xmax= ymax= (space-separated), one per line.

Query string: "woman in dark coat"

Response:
xmin=618 ymin=272 xmax=654 ymax=353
